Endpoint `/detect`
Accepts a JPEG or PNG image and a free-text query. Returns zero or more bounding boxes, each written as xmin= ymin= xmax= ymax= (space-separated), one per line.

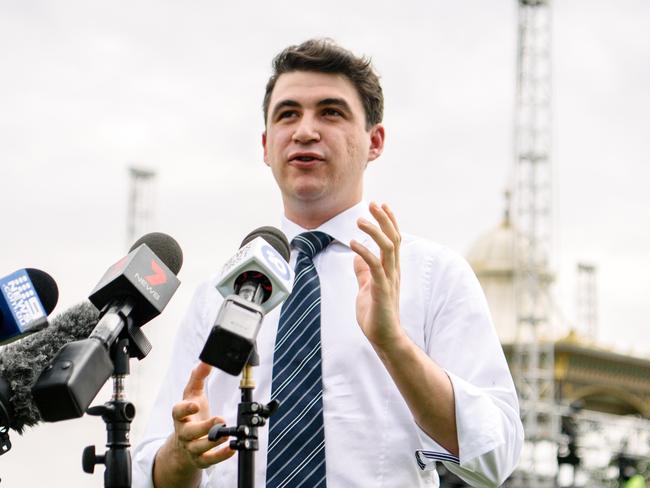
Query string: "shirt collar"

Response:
xmin=281 ymin=200 xmax=372 ymax=249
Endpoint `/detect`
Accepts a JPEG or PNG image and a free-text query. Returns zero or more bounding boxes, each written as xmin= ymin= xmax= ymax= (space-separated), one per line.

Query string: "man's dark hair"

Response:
xmin=263 ymin=39 xmax=384 ymax=130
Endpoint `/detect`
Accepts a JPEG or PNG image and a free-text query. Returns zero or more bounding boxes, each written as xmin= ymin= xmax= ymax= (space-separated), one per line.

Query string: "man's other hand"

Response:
xmin=153 ymin=362 xmax=235 ymax=488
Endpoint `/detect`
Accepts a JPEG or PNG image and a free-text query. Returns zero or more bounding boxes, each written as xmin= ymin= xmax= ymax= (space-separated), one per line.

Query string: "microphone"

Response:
xmin=0 ymin=268 xmax=58 ymax=344
xmin=87 ymin=231 xmax=183 ymax=350
xmin=200 ymin=226 xmax=292 ymax=375
xmin=0 ymin=302 xmax=100 ymax=439
xmin=31 ymin=232 xmax=183 ymax=422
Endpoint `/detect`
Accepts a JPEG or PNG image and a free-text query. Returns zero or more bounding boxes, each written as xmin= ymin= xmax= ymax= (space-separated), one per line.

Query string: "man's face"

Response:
xmin=263 ymin=71 xmax=384 ymax=219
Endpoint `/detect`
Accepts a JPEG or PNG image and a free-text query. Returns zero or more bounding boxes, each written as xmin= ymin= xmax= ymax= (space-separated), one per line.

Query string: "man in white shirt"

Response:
xmin=133 ymin=38 xmax=523 ymax=487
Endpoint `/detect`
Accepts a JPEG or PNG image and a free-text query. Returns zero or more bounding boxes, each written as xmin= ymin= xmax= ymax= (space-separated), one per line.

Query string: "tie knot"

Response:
xmin=291 ymin=231 xmax=334 ymax=259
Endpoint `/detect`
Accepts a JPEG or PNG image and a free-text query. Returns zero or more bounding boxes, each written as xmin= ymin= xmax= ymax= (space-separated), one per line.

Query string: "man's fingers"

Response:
xmin=380 ymin=202 xmax=400 ymax=234
xmin=196 ymin=444 xmax=237 ymax=468
xmin=372 ymin=202 xmax=401 ymax=271
xmin=172 ymin=401 xmax=200 ymax=422
xmin=358 ymin=218 xmax=394 ymax=253
xmin=350 ymin=239 xmax=385 ymax=285
xmin=182 ymin=362 xmax=212 ymax=399
xmin=369 ymin=202 xmax=400 ymax=243
xmin=357 ymin=217 xmax=396 ymax=274
xmin=352 ymin=254 xmax=371 ymax=288
xmin=184 ymin=431 xmax=230 ymax=456
xmin=167 ymin=365 xmax=235 ymax=472
xmin=177 ymin=416 xmax=225 ymax=442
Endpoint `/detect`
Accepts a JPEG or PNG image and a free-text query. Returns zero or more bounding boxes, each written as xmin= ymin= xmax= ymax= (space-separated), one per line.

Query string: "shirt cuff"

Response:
xmin=132 ymin=437 xmax=165 ymax=488
xmin=414 ymin=370 xmax=520 ymax=486
xmin=133 ymin=437 xmax=215 ymax=488
xmin=446 ymin=370 xmax=506 ymax=462
xmin=415 ymin=449 xmax=460 ymax=470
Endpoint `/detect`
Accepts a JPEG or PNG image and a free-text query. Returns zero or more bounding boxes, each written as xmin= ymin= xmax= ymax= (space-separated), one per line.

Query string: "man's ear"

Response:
xmin=262 ymin=131 xmax=269 ymax=166
xmin=367 ymin=124 xmax=385 ymax=163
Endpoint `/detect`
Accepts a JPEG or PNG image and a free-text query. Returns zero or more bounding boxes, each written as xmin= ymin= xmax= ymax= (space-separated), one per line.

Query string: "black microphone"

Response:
xmin=31 ymin=232 xmax=183 ymax=422
xmin=0 ymin=268 xmax=58 ymax=344
xmin=0 ymin=302 xmax=99 ymax=442
xmin=86 ymin=231 xmax=183 ymax=350
xmin=200 ymin=226 xmax=292 ymax=375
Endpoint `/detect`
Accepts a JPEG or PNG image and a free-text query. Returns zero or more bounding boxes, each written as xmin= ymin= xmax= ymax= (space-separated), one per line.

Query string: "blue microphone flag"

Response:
xmin=0 ymin=269 xmax=48 ymax=343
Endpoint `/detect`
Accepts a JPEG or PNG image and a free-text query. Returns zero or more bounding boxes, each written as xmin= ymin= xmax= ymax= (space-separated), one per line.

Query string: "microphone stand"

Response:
xmin=82 ymin=324 xmax=152 ymax=488
xmin=208 ymin=347 xmax=279 ymax=488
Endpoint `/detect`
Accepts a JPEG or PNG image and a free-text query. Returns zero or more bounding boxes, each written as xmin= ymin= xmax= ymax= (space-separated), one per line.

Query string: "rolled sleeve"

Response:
xmin=414 ymin=370 xmax=523 ymax=486
xmin=417 ymin=247 xmax=523 ymax=486
xmin=133 ymin=437 xmax=167 ymax=488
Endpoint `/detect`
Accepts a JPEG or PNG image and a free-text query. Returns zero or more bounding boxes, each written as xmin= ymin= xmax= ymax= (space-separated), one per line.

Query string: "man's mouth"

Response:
xmin=288 ymin=152 xmax=324 ymax=163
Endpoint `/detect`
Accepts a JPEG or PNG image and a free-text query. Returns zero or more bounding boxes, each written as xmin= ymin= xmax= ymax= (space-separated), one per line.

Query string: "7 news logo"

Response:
xmin=134 ymin=260 xmax=167 ymax=301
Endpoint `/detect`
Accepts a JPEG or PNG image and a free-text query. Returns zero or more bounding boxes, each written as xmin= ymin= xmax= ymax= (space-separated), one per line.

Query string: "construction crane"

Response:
xmin=576 ymin=263 xmax=598 ymax=342
xmin=127 ymin=165 xmax=157 ymax=248
xmin=125 ymin=164 xmax=157 ymax=441
xmin=509 ymin=0 xmax=558 ymax=485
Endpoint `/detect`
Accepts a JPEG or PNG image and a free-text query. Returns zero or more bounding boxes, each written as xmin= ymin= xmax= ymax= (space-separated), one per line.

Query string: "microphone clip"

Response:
xmin=123 ymin=322 xmax=152 ymax=361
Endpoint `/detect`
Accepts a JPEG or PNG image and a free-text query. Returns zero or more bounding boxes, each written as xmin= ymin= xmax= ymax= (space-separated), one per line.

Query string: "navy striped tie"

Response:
xmin=266 ymin=231 xmax=333 ymax=488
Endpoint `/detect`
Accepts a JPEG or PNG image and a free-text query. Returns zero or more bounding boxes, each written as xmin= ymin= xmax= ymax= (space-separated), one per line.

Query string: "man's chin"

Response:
xmin=285 ymin=182 xmax=328 ymax=202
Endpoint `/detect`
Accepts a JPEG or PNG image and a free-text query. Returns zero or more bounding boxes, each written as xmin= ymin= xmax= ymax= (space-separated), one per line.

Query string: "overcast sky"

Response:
xmin=1 ymin=1 xmax=648 ymax=485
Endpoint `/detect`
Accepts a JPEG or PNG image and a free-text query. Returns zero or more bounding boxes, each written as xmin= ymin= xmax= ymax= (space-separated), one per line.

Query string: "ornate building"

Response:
xmin=465 ymin=211 xmax=650 ymax=486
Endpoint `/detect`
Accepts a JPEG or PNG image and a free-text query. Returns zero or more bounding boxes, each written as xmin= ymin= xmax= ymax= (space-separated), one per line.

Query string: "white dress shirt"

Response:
xmin=133 ymin=201 xmax=523 ymax=487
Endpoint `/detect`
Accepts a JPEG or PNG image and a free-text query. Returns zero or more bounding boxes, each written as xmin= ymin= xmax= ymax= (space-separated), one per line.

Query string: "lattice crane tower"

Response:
xmin=576 ymin=263 xmax=598 ymax=341
xmin=127 ymin=165 xmax=157 ymax=248
xmin=125 ymin=165 xmax=157 ymax=441
xmin=510 ymin=0 xmax=557 ymax=485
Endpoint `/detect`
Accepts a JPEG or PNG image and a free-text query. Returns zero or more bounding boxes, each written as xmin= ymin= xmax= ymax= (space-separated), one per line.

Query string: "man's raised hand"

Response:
xmin=153 ymin=362 xmax=235 ymax=488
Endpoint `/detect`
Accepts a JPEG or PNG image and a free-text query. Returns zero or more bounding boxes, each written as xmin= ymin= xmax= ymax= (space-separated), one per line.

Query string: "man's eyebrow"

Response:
xmin=270 ymin=97 xmax=353 ymax=119
xmin=317 ymin=98 xmax=352 ymax=112
xmin=271 ymin=99 xmax=301 ymax=119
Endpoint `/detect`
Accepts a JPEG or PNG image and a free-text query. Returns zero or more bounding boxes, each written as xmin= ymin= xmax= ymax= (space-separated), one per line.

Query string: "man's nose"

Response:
xmin=292 ymin=114 xmax=320 ymax=144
